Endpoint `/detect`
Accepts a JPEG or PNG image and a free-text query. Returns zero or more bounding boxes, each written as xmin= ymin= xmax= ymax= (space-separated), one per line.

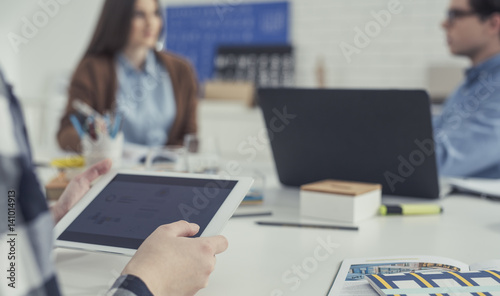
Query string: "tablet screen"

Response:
xmin=57 ymin=174 xmax=237 ymax=249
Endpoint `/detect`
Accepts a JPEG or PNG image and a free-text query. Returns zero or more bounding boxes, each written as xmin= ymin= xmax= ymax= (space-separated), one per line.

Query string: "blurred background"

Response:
xmin=0 ymin=0 xmax=466 ymax=162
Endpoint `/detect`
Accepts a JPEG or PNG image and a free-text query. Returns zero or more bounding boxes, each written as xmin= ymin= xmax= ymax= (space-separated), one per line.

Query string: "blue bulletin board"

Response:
xmin=165 ymin=1 xmax=290 ymax=82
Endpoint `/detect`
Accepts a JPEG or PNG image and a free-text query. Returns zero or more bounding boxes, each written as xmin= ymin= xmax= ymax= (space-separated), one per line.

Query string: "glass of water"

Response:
xmin=184 ymin=134 xmax=220 ymax=174
xmin=145 ymin=145 xmax=188 ymax=173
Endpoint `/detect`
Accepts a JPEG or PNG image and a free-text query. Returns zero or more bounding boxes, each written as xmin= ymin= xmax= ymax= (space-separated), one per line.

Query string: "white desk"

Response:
xmin=48 ymin=164 xmax=500 ymax=296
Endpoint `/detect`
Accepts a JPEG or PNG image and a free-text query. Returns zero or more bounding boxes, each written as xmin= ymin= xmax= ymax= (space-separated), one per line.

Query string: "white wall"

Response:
xmin=0 ymin=0 xmax=103 ymax=101
xmin=163 ymin=0 xmax=468 ymax=89
xmin=0 ymin=0 xmax=469 ymax=157
xmin=0 ymin=0 xmax=37 ymax=85
xmin=0 ymin=0 xmax=468 ymax=102
xmin=0 ymin=0 xmax=104 ymax=155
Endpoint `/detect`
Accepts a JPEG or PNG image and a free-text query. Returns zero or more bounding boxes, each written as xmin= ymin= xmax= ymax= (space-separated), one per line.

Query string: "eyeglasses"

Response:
xmin=445 ymin=9 xmax=480 ymax=24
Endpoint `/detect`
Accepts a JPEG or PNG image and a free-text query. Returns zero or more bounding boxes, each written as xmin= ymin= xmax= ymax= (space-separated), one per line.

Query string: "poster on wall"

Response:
xmin=165 ymin=1 xmax=290 ymax=82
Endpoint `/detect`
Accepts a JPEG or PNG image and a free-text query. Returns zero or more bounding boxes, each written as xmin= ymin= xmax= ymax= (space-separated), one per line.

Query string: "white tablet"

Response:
xmin=54 ymin=170 xmax=253 ymax=256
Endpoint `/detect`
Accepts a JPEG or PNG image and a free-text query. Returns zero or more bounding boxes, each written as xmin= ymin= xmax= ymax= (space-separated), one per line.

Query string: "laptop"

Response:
xmin=258 ymin=88 xmax=441 ymax=199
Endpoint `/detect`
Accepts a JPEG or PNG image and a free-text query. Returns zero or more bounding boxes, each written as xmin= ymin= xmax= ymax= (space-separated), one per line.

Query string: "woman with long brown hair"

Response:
xmin=57 ymin=0 xmax=197 ymax=151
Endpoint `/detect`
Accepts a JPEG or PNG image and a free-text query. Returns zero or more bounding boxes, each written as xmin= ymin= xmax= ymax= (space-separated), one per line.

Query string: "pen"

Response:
xmin=111 ymin=113 xmax=122 ymax=138
xmin=72 ymin=99 xmax=100 ymax=117
xmin=256 ymin=221 xmax=358 ymax=231
xmin=87 ymin=119 xmax=98 ymax=141
xmin=232 ymin=212 xmax=273 ymax=218
xmin=379 ymin=204 xmax=443 ymax=216
xmin=69 ymin=115 xmax=84 ymax=138
xmin=477 ymin=194 xmax=500 ymax=202
xmin=103 ymin=112 xmax=111 ymax=130
xmin=95 ymin=116 xmax=108 ymax=136
xmin=450 ymin=187 xmax=500 ymax=202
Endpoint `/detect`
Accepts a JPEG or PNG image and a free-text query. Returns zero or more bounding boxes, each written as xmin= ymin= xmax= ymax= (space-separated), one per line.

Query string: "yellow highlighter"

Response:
xmin=50 ymin=156 xmax=85 ymax=169
xmin=379 ymin=204 xmax=443 ymax=216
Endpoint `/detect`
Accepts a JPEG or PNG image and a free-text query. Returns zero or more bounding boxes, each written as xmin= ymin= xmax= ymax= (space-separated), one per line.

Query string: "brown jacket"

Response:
xmin=57 ymin=51 xmax=198 ymax=152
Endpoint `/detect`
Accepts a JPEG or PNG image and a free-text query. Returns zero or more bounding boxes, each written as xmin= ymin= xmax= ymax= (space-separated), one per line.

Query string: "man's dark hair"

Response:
xmin=470 ymin=0 xmax=500 ymax=19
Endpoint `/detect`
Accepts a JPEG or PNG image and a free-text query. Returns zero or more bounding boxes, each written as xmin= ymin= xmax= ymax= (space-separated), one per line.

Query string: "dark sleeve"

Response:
xmin=0 ymin=69 xmax=62 ymax=296
xmin=106 ymin=275 xmax=154 ymax=296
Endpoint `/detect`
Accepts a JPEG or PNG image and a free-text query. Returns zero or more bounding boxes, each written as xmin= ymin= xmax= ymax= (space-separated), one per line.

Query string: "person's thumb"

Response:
xmin=80 ymin=158 xmax=112 ymax=183
xmin=163 ymin=221 xmax=200 ymax=237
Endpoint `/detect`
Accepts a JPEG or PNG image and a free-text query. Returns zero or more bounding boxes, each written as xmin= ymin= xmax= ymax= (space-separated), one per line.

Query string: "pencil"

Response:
xmin=255 ymin=221 xmax=358 ymax=231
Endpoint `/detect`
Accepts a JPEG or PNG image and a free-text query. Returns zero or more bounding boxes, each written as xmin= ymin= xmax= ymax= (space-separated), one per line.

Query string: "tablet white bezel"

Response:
xmin=53 ymin=169 xmax=253 ymax=256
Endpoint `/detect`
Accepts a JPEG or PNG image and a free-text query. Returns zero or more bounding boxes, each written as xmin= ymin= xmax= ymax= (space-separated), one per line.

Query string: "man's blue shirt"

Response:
xmin=434 ymin=53 xmax=500 ymax=178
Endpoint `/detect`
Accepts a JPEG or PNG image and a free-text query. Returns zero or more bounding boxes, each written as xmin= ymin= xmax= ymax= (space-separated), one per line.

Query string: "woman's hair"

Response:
xmin=470 ymin=0 xmax=500 ymax=19
xmin=85 ymin=0 xmax=162 ymax=57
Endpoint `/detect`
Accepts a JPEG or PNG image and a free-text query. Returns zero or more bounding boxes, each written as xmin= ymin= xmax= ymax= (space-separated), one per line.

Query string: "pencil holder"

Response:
xmin=82 ymin=132 xmax=124 ymax=168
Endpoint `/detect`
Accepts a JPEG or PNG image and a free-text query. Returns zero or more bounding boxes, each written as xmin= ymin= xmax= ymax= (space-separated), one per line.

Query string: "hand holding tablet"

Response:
xmin=54 ymin=169 xmax=253 ymax=255
xmin=122 ymin=221 xmax=228 ymax=296
xmin=53 ymin=162 xmax=251 ymax=295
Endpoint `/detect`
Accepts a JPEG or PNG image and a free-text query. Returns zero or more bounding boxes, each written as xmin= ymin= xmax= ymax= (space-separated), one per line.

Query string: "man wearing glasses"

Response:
xmin=434 ymin=0 xmax=500 ymax=178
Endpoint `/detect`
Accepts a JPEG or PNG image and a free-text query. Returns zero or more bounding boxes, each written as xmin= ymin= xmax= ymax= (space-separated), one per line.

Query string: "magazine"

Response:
xmin=327 ymin=255 xmax=500 ymax=296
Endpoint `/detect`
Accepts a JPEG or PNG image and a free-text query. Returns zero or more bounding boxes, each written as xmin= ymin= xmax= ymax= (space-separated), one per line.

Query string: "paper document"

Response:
xmin=448 ymin=178 xmax=500 ymax=197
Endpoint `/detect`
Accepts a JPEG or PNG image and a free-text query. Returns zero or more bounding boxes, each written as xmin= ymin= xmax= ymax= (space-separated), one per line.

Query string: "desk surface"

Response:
xmin=47 ymin=163 xmax=500 ymax=296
